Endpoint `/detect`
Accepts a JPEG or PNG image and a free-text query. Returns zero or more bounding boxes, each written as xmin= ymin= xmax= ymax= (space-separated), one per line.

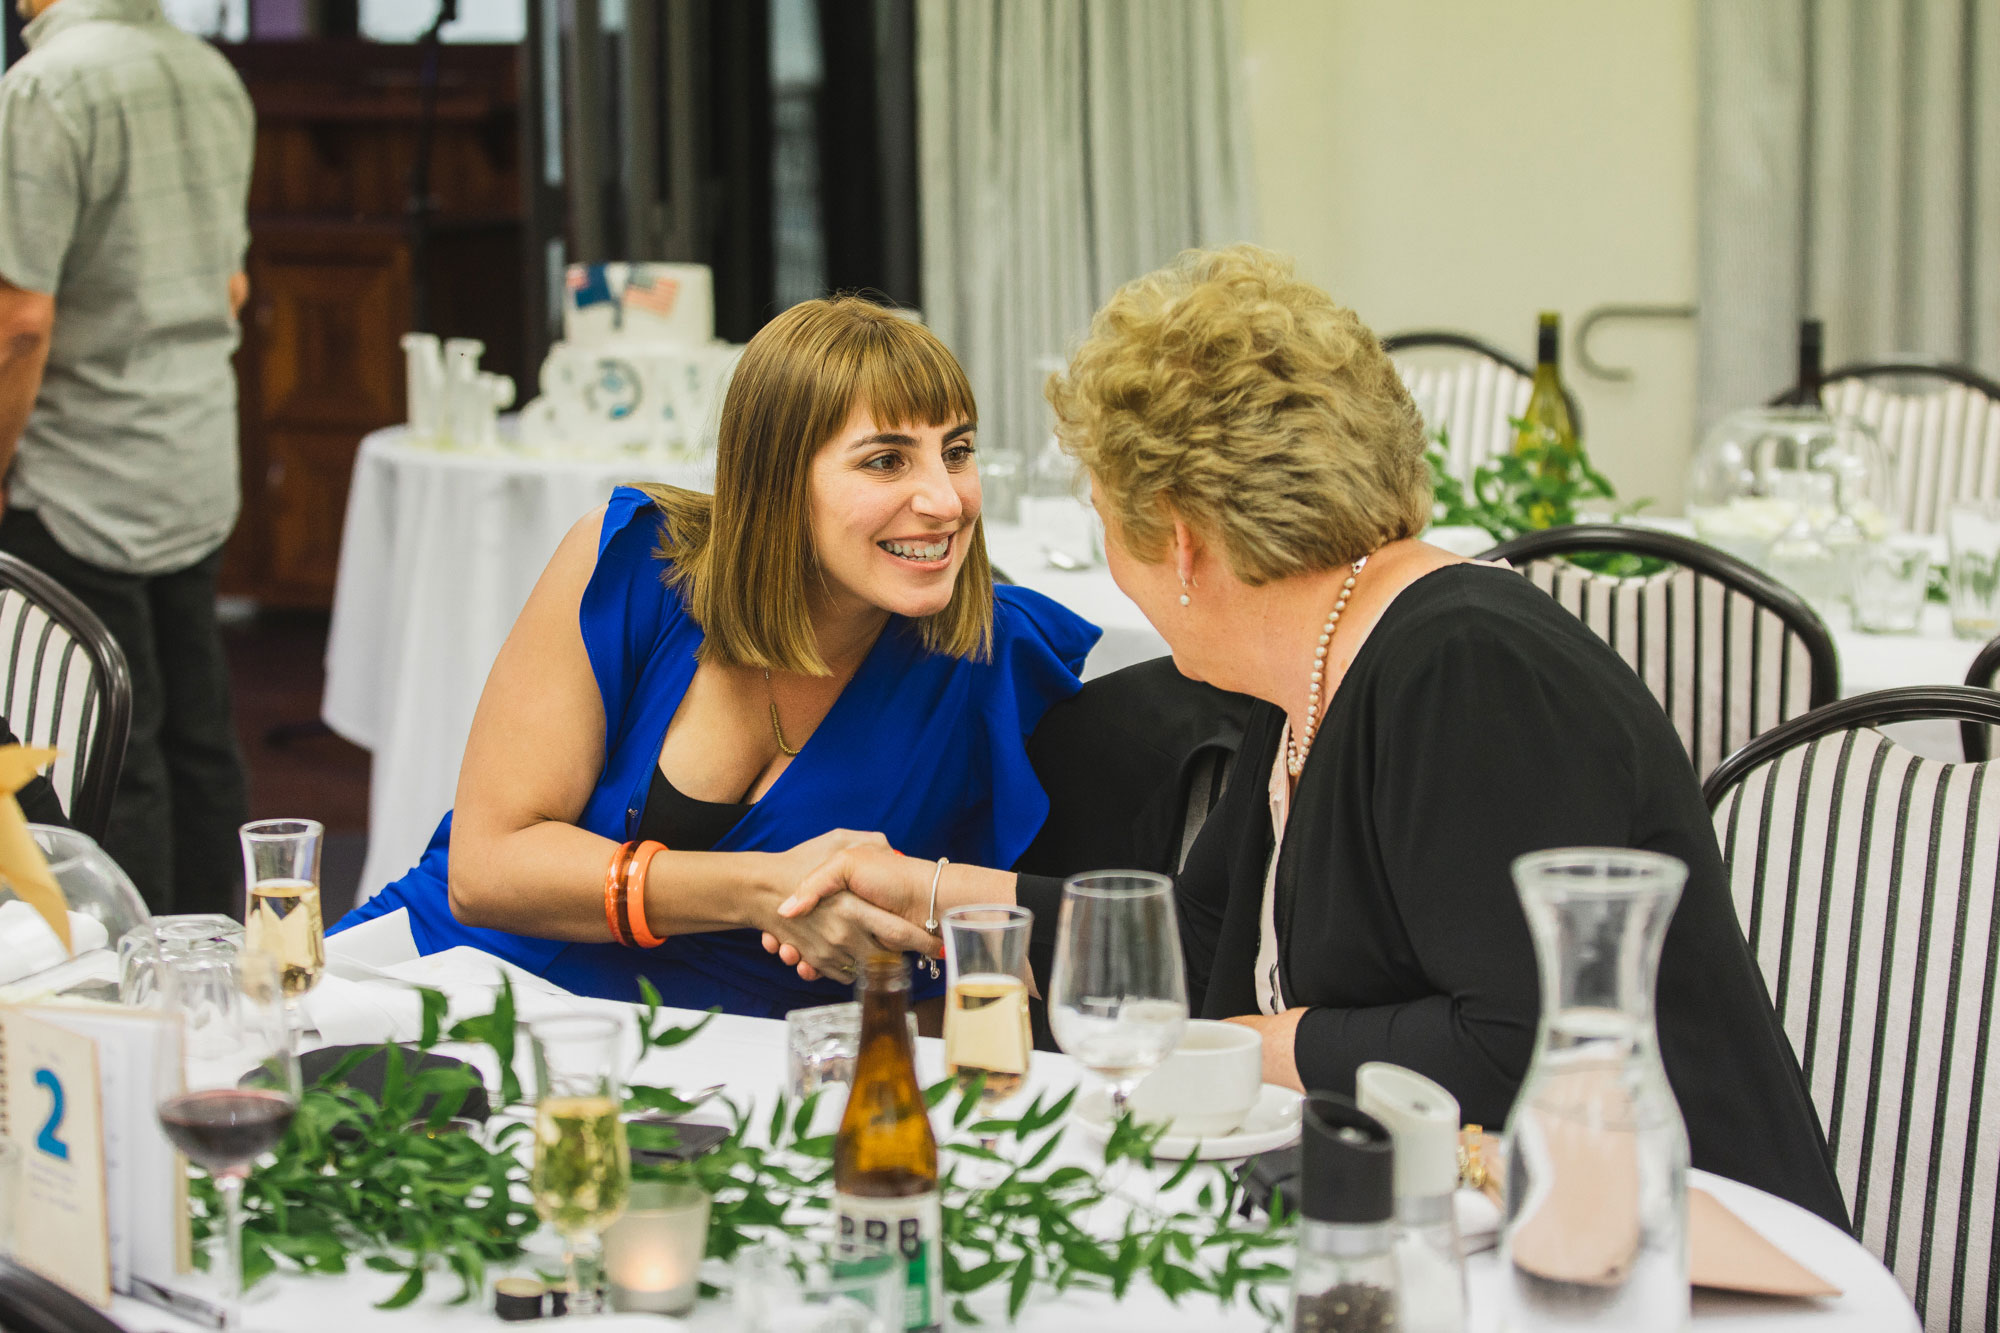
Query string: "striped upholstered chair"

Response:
xmin=1384 ymin=331 xmax=1581 ymax=485
xmin=0 ymin=553 xmax=132 ymax=840
xmin=1704 ymin=687 xmax=2000 ymax=1333
xmin=1966 ymin=635 xmax=2000 ymax=763
xmin=1772 ymin=363 xmax=2000 ymax=536
xmin=1480 ymin=525 xmax=1839 ymax=781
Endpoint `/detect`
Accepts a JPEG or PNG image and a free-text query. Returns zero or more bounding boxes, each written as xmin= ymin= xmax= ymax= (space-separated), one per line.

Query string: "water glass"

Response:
xmin=240 ymin=819 xmax=325 ymax=1007
xmin=734 ymin=1237 xmax=904 ymax=1333
xmin=1048 ymin=872 xmax=1189 ymax=1115
xmin=785 ymin=1001 xmax=919 ymax=1100
xmin=1948 ymin=501 xmax=2000 ymax=641
xmin=1850 ymin=538 xmax=1933 ymax=634
xmin=120 ymin=915 xmax=244 ymax=1006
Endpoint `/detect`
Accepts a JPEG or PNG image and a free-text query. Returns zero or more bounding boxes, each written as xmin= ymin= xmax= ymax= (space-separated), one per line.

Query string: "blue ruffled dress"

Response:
xmin=330 ymin=486 xmax=1101 ymax=1015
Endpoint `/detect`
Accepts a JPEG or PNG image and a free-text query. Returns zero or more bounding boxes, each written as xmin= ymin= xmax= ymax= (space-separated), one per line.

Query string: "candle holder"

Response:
xmin=603 ymin=1179 xmax=710 ymax=1315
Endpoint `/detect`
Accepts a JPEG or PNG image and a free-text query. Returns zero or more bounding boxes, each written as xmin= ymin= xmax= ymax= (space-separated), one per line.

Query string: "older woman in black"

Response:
xmin=769 ymin=245 xmax=1849 ymax=1229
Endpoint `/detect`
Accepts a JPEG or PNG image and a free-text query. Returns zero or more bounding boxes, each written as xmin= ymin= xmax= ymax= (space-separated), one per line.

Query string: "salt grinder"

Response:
xmin=1357 ymin=1063 xmax=1467 ymax=1333
xmin=1291 ymin=1094 xmax=1400 ymax=1333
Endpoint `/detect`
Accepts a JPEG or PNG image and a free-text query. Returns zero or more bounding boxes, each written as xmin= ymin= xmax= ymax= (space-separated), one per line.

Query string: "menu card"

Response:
xmin=0 ymin=999 xmax=188 ymax=1308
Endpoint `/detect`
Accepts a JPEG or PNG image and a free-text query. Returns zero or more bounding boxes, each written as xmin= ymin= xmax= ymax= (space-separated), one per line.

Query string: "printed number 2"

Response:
xmin=33 ymin=1068 xmax=69 ymax=1160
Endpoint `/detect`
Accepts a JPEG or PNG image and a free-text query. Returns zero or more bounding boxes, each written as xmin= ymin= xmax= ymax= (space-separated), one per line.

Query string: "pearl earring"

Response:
xmin=1179 ymin=578 xmax=1191 ymax=607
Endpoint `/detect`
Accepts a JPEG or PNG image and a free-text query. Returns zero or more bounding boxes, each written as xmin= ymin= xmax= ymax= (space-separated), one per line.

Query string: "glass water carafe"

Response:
xmin=1499 ymin=849 xmax=1690 ymax=1333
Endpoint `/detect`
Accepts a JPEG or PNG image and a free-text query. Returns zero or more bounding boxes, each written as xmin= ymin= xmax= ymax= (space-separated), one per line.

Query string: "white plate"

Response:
xmin=1072 ymin=1083 xmax=1304 ymax=1161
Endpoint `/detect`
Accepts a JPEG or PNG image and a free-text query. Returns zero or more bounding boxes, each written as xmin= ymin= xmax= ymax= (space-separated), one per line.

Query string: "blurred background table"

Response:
xmin=322 ymin=425 xmax=707 ymax=901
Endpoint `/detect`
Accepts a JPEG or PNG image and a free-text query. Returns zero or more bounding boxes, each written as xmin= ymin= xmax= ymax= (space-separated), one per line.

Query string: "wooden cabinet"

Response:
xmin=221 ymin=42 xmax=523 ymax=608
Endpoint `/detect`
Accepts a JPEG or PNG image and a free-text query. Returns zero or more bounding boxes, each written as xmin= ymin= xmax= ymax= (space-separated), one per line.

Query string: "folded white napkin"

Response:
xmin=0 ymin=899 xmax=110 ymax=987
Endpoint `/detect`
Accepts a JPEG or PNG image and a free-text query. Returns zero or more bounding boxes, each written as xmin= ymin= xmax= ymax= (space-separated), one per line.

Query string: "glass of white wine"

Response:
xmin=529 ymin=1014 xmax=632 ymax=1317
xmin=942 ymin=905 xmax=1034 ymax=1144
xmin=239 ymin=819 xmax=325 ymax=1019
xmin=1048 ymin=872 xmax=1189 ymax=1118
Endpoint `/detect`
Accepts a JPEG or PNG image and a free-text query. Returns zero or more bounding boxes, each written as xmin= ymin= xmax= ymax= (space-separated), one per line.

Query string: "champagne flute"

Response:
xmin=942 ymin=905 xmax=1034 ymax=1150
xmin=529 ymin=1014 xmax=632 ymax=1317
xmin=154 ymin=950 xmax=300 ymax=1331
xmin=240 ymin=819 xmax=326 ymax=1019
xmin=1048 ymin=872 xmax=1189 ymax=1118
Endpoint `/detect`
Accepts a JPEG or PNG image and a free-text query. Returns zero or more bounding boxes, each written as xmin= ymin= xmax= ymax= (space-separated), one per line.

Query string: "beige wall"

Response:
xmin=1240 ymin=0 xmax=1701 ymax=512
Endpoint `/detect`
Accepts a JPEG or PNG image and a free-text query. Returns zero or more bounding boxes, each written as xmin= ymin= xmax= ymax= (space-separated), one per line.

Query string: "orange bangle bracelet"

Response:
xmin=605 ymin=841 xmax=638 ymax=946
xmin=624 ymin=839 xmax=668 ymax=948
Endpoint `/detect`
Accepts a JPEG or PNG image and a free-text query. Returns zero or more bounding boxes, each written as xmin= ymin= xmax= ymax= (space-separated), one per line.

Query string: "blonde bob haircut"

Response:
xmin=1047 ymin=244 xmax=1430 ymax=583
xmin=642 ymin=295 xmax=992 ymax=674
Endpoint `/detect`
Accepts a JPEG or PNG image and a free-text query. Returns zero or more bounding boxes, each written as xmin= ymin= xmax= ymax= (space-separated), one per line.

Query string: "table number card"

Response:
xmin=0 ymin=1000 xmax=189 ymax=1311
xmin=0 ymin=1007 xmax=111 ymax=1305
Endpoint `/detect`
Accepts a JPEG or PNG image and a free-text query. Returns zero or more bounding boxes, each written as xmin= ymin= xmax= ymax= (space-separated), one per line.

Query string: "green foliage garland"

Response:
xmin=191 ymin=979 xmax=1295 ymax=1322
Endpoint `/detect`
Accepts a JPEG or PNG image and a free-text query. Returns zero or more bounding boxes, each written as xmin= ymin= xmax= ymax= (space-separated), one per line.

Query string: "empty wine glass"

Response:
xmin=1048 ymin=872 xmax=1188 ymax=1117
xmin=529 ymin=1014 xmax=632 ymax=1317
xmin=153 ymin=949 xmax=300 ymax=1330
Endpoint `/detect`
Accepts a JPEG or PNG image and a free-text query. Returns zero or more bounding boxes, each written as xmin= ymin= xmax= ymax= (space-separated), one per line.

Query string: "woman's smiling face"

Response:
xmin=807 ymin=401 xmax=981 ymax=622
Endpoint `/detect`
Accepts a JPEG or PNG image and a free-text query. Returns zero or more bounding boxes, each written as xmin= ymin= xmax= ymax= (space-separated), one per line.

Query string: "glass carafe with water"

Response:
xmin=1499 ymin=848 xmax=1689 ymax=1333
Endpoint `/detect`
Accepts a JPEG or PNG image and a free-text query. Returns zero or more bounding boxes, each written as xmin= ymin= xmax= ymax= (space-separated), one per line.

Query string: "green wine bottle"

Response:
xmin=1514 ymin=311 xmax=1576 ymax=454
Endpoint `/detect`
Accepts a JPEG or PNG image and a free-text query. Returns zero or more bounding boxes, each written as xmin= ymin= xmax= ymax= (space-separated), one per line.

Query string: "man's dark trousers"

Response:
xmin=0 ymin=508 xmax=248 ymax=915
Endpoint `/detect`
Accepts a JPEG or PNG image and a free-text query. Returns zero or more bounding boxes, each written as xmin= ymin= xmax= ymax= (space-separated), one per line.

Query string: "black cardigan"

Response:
xmin=1019 ymin=565 xmax=1849 ymax=1230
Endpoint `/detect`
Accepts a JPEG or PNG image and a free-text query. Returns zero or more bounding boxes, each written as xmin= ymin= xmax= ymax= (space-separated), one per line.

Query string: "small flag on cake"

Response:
xmin=624 ymin=268 xmax=682 ymax=318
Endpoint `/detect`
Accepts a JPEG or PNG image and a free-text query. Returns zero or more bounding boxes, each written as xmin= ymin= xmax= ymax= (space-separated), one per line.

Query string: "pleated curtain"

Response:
xmin=916 ymin=0 xmax=1256 ymax=467
xmin=1695 ymin=0 xmax=2000 ymax=432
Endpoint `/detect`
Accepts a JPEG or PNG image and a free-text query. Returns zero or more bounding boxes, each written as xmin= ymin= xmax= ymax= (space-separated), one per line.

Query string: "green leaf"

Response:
xmin=1007 ymin=1253 xmax=1036 ymax=1320
xmin=376 ymin=1267 xmax=426 ymax=1310
xmin=923 ymin=1077 xmax=954 ymax=1110
xmin=417 ymin=987 xmax=448 ymax=1050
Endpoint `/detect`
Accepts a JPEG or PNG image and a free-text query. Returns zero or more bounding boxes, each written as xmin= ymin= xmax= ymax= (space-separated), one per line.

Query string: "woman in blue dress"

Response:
xmin=330 ymin=296 xmax=1099 ymax=1016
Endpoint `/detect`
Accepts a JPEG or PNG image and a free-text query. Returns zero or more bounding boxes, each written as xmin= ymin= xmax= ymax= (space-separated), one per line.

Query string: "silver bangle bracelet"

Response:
xmin=925 ymin=856 xmax=947 ymax=979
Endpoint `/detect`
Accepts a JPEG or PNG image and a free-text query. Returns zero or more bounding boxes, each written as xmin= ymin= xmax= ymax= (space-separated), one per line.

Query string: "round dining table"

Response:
xmin=111 ymin=985 xmax=1919 ymax=1332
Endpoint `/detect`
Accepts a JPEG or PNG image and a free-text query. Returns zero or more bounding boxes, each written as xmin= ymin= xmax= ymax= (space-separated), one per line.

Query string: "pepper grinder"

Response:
xmin=1358 ymin=1063 xmax=1467 ymax=1333
xmin=1291 ymin=1094 xmax=1400 ymax=1333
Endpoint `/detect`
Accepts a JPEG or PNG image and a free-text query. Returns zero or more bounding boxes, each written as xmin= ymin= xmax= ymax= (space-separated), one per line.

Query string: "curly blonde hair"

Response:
xmin=1047 ymin=245 xmax=1429 ymax=583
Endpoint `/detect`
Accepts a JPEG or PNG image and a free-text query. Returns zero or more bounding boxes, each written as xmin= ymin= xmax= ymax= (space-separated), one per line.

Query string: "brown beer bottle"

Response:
xmin=834 ymin=953 xmax=942 ymax=1332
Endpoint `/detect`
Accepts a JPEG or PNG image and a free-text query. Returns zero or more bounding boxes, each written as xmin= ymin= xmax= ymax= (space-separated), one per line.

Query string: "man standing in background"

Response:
xmin=0 ymin=0 xmax=254 ymax=915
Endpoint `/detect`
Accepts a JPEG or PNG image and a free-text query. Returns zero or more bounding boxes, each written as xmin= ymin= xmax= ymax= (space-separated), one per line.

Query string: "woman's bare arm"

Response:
xmin=445 ymin=508 xmax=934 ymax=972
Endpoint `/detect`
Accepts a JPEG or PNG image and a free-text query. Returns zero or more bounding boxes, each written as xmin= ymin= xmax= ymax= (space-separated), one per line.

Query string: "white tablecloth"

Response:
xmin=112 ymin=951 xmax=1916 ymax=1333
xmin=322 ymin=426 xmax=709 ymax=900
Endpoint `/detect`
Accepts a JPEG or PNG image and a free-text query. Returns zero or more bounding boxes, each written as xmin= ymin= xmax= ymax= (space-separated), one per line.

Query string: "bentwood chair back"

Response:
xmin=1384 ymin=331 xmax=1582 ymax=484
xmin=0 ymin=552 xmax=133 ymax=839
xmin=0 ymin=1257 xmax=133 ymax=1332
xmin=1704 ymin=687 xmax=2000 ymax=1333
xmin=1966 ymin=635 xmax=2000 ymax=762
xmin=1479 ymin=525 xmax=1839 ymax=781
xmin=1770 ymin=362 xmax=2000 ymax=536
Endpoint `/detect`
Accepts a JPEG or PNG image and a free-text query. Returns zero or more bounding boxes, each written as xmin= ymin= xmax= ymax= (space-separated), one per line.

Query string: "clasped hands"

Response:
xmin=758 ymin=832 xmax=938 ymax=984
xmin=758 ymin=830 xmax=938 ymax=985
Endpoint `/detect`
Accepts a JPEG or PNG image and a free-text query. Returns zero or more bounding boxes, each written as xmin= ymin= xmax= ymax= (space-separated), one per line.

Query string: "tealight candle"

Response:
xmin=603 ymin=1179 xmax=710 ymax=1316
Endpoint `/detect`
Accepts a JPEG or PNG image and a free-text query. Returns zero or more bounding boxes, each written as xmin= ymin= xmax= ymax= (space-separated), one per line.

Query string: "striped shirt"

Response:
xmin=0 ymin=0 xmax=253 ymax=574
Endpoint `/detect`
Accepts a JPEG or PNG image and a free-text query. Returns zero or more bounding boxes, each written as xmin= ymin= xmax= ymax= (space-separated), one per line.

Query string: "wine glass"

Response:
xmin=153 ymin=949 xmax=300 ymax=1330
xmin=240 ymin=819 xmax=325 ymax=1022
xmin=528 ymin=1014 xmax=632 ymax=1317
xmin=942 ymin=905 xmax=1034 ymax=1150
xmin=1048 ymin=872 xmax=1188 ymax=1118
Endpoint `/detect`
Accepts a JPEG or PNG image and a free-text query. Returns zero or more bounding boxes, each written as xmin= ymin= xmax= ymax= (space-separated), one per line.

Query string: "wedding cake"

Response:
xmin=520 ymin=261 xmax=742 ymax=456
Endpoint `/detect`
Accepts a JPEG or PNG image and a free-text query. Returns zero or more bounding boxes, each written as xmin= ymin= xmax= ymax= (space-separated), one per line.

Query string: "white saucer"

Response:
xmin=1072 ymin=1083 xmax=1304 ymax=1161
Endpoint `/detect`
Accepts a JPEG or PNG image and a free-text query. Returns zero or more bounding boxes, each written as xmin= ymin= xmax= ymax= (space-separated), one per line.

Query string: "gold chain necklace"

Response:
xmin=763 ymin=668 xmax=801 ymax=757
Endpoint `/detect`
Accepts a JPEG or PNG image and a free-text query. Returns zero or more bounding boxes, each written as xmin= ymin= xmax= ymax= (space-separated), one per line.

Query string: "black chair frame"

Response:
xmin=1703 ymin=686 xmax=2000 ymax=808
xmin=1767 ymin=359 xmax=2000 ymax=408
xmin=1382 ymin=328 xmax=1584 ymax=440
xmin=1478 ymin=524 xmax=1842 ymax=708
xmin=0 ymin=551 xmax=133 ymax=838
xmin=1960 ymin=636 xmax=2000 ymax=763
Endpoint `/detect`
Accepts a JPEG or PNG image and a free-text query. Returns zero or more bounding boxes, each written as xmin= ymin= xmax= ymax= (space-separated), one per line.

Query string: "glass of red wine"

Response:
xmin=154 ymin=949 xmax=300 ymax=1329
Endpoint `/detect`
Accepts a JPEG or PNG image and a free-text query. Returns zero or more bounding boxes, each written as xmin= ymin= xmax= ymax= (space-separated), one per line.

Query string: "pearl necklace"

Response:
xmin=1286 ymin=555 xmax=1370 ymax=779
